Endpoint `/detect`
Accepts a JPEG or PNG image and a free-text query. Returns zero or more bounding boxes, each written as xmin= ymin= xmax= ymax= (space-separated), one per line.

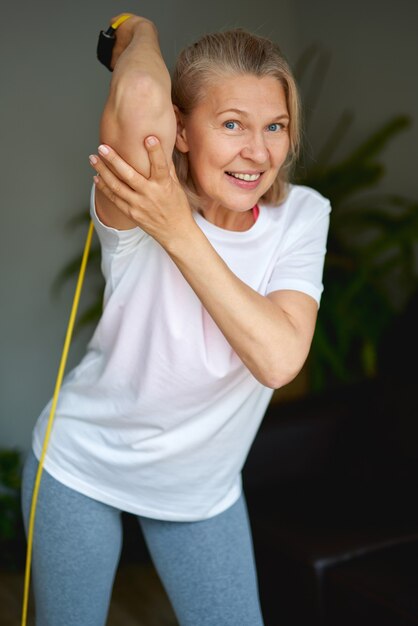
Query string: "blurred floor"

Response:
xmin=0 ymin=563 xmax=178 ymax=626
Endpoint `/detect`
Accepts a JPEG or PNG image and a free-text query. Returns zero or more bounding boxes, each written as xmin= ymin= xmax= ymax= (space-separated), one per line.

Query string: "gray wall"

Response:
xmin=1 ymin=0 xmax=417 ymax=451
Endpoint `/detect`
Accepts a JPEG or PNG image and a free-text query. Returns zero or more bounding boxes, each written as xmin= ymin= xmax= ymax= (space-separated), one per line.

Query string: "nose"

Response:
xmin=240 ymin=131 xmax=269 ymax=164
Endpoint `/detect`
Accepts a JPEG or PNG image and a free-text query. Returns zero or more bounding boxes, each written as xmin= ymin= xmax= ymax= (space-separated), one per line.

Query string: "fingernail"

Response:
xmin=146 ymin=136 xmax=158 ymax=146
xmin=93 ymin=175 xmax=100 ymax=185
xmin=98 ymin=144 xmax=110 ymax=155
xmin=89 ymin=155 xmax=98 ymax=165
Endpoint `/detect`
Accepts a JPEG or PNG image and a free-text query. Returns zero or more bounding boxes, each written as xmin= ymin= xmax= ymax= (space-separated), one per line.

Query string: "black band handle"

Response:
xmin=97 ymin=26 xmax=116 ymax=72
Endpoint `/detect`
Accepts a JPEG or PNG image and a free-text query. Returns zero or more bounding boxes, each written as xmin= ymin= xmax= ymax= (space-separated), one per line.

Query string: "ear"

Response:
xmin=173 ymin=105 xmax=189 ymax=153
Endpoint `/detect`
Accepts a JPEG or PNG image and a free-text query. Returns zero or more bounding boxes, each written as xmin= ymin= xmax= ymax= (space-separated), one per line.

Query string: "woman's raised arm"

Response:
xmin=97 ymin=15 xmax=177 ymax=229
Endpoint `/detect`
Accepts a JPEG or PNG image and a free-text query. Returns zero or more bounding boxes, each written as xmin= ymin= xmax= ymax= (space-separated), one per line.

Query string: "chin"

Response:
xmin=228 ymin=195 xmax=264 ymax=211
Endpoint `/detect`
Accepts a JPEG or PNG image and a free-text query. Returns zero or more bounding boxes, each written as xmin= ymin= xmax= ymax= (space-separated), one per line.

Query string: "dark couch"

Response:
xmin=243 ymin=368 xmax=418 ymax=625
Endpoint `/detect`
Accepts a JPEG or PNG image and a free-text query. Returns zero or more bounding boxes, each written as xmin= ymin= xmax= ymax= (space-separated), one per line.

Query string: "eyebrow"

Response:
xmin=216 ymin=108 xmax=290 ymax=121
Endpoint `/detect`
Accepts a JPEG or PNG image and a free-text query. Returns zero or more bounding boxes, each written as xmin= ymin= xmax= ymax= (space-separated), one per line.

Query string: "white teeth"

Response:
xmin=227 ymin=172 xmax=261 ymax=181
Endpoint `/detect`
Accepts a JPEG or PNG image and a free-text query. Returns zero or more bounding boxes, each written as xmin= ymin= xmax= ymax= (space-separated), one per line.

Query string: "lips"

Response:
xmin=225 ymin=171 xmax=263 ymax=190
xmin=226 ymin=171 xmax=261 ymax=181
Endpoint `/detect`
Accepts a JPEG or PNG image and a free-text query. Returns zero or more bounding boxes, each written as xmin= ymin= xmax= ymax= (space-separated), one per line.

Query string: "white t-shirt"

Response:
xmin=33 ymin=184 xmax=330 ymax=521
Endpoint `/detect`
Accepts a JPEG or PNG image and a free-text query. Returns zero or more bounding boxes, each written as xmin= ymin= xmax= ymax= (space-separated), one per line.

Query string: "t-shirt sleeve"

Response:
xmin=89 ymin=185 xmax=149 ymax=288
xmin=265 ymin=194 xmax=331 ymax=306
xmin=89 ymin=184 xmax=147 ymax=255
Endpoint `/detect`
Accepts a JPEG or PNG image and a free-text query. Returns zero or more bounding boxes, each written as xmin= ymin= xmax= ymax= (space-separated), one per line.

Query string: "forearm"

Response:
xmin=100 ymin=19 xmax=176 ymax=176
xmin=164 ymin=226 xmax=316 ymax=389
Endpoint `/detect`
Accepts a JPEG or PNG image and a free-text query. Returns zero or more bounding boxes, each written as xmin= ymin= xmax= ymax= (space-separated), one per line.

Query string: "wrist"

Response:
xmin=162 ymin=216 xmax=206 ymax=259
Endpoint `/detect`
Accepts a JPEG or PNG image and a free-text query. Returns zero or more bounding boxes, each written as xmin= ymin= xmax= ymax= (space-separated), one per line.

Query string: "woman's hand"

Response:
xmin=109 ymin=14 xmax=156 ymax=70
xmin=89 ymin=137 xmax=195 ymax=247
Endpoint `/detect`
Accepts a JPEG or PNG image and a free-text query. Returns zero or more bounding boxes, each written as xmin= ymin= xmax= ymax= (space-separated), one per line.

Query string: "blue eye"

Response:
xmin=224 ymin=121 xmax=238 ymax=130
xmin=267 ymin=123 xmax=281 ymax=132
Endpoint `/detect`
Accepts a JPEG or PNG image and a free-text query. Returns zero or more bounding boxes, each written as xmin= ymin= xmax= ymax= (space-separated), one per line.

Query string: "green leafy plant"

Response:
xmin=55 ymin=45 xmax=418 ymax=393
xmin=293 ymin=45 xmax=418 ymax=391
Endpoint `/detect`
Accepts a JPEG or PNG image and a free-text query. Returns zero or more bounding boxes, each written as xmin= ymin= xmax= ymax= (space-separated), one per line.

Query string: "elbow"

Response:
xmin=104 ymin=72 xmax=167 ymax=125
xmin=256 ymin=352 xmax=308 ymax=390
xmin=118 ymin=71 xmax=163 ymax=103
xmin=99 ymin=71 xmax=176 ymax=175
xmin=260 ymin=368 xmax=301 ymax=391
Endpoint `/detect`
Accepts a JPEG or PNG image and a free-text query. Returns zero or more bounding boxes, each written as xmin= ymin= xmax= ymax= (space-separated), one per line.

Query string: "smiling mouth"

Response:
xmin=225 ymin=171 xmax=262 ymax=181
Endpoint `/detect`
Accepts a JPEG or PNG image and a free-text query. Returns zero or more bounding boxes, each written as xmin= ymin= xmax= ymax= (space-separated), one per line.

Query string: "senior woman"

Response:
xmin=22 ymin=13 xmax=330 ymax=626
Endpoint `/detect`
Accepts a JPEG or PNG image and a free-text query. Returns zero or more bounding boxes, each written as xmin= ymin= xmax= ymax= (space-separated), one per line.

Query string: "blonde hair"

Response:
xmin=171 ymin=28 xmax=301 ymax=209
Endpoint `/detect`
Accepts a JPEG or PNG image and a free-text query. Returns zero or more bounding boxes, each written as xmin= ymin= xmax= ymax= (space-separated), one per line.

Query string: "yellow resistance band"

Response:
xmin=21 ymin=219 xmax=94 ymax=626
xmin=111 ymin=13 xmax=133 ymax=30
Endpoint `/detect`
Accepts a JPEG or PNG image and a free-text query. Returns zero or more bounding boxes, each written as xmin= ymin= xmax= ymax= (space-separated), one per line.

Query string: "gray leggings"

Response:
xmin=21 ymin=451 xmax=264 ymax=626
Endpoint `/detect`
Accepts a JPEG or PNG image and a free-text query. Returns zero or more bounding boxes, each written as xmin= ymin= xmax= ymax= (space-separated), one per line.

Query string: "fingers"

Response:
xmin=88 ymin=138 xmax=174 ymax=216
xmin=89 ymin=148 xmax=139 ymax=212
xmin=91 ymin=145 xmax=140 ymax=189
xmin=145 ymin=136 xmax=170 ymax=181
xmin=92 ymin=138 xmax=169 ymax=184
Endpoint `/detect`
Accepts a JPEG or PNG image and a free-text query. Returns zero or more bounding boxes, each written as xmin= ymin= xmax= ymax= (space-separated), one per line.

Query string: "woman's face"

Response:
xmin=176 ymin=74 xmax=290 ymax=216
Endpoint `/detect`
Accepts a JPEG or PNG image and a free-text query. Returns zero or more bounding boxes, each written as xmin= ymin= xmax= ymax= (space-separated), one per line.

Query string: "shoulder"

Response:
xmin=287 ymin=183 xmax=330 ymax=202
xmin=262 ymin=184 xmax=331 ymax=230
xmin=281 ymin=184 xmax=330 ymax=213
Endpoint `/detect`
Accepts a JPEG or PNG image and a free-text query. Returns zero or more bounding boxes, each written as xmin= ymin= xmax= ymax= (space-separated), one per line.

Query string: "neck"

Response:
xmin=199 ymin=205 xmax=256 ymax=231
